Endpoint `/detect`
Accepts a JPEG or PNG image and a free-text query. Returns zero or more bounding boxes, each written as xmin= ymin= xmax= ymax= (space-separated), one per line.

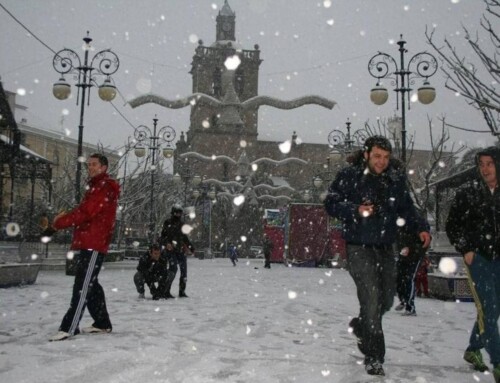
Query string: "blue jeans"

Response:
xmin=465 ymin=254 xmax=500 ymax=366
xmin=347 ymin=244 xmax=397 ymax=364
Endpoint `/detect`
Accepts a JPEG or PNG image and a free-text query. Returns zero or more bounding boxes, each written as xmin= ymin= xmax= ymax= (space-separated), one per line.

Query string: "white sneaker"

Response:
xmin=49 ymin=331 xmax=71 ymax=341
xmin=82 ymin=326 xmax=112 ymax=334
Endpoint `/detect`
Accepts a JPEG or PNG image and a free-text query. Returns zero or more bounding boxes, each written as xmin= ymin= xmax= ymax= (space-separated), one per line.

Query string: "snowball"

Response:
xmin=439 ymin=257 xmax=457 ymax=275
xmin=181 ymin=224 xmax=193 ymax=234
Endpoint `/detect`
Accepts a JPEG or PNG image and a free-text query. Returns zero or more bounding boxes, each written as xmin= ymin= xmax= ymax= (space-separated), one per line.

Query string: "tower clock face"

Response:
xmin=222 ymin=21 xmax=232 ymax=32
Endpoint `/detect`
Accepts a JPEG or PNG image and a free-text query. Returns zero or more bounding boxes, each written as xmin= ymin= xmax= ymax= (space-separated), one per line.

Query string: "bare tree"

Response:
xmin=426 ymin=0 xmax=500 ymax=140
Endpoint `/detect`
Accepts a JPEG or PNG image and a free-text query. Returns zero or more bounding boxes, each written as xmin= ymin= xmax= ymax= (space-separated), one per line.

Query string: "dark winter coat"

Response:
xmin=324 ymin=160 xmax=428 ymax=246
xmin=136 ymin=250 xmax=169 ymax=285
xmin=53 ymin=172 xmax=120 ymax=253
xmin=397 ymin=225 xmax=429 ymax=263
xmin=445 ymin=146 xmax=500 ymax=261
xmin=263 ymin=238 xmax=274 ymax=255
xmin=160 ymin=217 xmax=194 ymax=253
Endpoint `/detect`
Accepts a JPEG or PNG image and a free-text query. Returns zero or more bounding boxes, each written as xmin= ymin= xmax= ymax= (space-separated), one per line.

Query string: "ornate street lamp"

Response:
xmin=328 ymin=118 xmax=368 ymax=157
xmin=52 ymin=31 xmax=119 ymax=202
xmin=368 ymin=34 xmax=438 ymax=163
xmin=133 ymin=117 xmax=176 ymax=241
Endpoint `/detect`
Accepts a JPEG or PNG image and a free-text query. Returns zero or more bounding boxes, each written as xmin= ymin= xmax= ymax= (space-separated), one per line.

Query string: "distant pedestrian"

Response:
xmin=263 ymin=235 xmax=274 ymax=269
xmin=160 ymin=204 xmax=194 ymax=298
xmin=228 ymin=243 xmax=238 ymax=266
xmin=446 ymin=146 xmax=500 ymax=380
xmin=415 ymin=255 xmax=430 ymax=298
xmin=395 ymin=221 xmax=430 ymax=316
xmin=324 ymin=136 xmax=430 ymax=376
xmin=48 ymin=153 xmax=120 ymax=341
xmin=134 ymin=244 xmax=170 ymax=300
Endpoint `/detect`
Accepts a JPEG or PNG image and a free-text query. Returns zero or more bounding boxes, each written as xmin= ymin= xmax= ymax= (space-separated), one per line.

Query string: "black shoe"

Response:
xmin=165 ymin=293 xmax=175 ymax=299
xmin=179 ymin=292 xmax=188 ymax=298
xmin=365 ymin=361 xmax=385 ymax=376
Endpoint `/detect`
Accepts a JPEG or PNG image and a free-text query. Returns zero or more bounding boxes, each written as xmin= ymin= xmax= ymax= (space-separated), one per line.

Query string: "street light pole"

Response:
xmin=368 ymin=34 xmax=438 ymax=163
xmin=52 ymin=31 xmax=120 ymax=202
xmin=133 ymin=117 xmax=176 ymax=241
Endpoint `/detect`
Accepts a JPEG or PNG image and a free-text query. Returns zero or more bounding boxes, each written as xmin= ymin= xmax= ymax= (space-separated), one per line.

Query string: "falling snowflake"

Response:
xmin=279 ymin=140 xmax=291 ymax=153
xmin=188 ymin=34 xmax=198 ymax=44
xmin=5 ymin=222 xmax=20 ymax=237
xmin=224 ymin=55 xmax=241 ymax=70
xmin=233 ymin=195 xmax=245 ymax=206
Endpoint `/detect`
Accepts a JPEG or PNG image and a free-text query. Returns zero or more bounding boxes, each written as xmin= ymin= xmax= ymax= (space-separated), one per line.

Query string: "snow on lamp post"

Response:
xmin=52 ymin=31 xmax=119 ymax=203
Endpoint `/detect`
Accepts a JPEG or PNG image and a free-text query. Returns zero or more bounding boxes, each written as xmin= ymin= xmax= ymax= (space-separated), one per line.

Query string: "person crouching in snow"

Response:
xmin=134 ymin=243 xmax=170 ymax=300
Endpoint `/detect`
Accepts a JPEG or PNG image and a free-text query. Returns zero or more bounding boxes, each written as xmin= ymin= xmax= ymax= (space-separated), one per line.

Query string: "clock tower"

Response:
xmin=186 ymin=0 xmax=263 ymax=180
xmin=216 ymin=0 xmax=235 ymax=41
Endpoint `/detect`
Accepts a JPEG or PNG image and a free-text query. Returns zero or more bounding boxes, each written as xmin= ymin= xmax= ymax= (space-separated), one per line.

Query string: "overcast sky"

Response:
xmin=0 ymin=0 xmax=493 ymax=158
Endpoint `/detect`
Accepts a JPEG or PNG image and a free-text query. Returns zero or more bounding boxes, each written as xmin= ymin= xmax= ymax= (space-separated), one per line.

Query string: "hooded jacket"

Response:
xmin=324 ymin=154 xmax=428 ymax=246
xmin=160 ymin=214 xmax=194 ymax=253
xmin=445 ymin=146 xmax=500 ymax=261
xmin=53 ymin=172 xmax=120 ymax=253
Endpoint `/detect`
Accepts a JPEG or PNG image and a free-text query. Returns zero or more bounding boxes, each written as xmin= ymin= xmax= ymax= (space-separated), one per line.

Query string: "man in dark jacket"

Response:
xmin=48 ymin=153 xmax=120 ymax=341
xmin=446 ymin=146 xmax=500 ymax=381
xmin=134 ymin=244 xmax=169 ymax=300
xmin=324 ymin=136 xmax=430 ymax=376
xmin=160 ymin=204 xmax=194 ymax=298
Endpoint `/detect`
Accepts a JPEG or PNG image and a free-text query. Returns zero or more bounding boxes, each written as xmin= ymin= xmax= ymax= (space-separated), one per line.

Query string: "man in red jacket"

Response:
xmin=48 ymin=153 xmax=120 ymax=341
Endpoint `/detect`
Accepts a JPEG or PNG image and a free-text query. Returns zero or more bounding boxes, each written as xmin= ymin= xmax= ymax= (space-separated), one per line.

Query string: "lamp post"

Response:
xmin=133 ymin=117 xmax=176 ymax=241
xmin=52 ymin=31 xmax=120 ymax=203
xmin=368 ymin=34 xmax=438 ymax=163
xmin=173 ymin=170 xmax=202 ymax=206
xmin=192 ymin=186 xmax=217 ymax=257
xmin=328 ymin=119 xmax=368 ymax=157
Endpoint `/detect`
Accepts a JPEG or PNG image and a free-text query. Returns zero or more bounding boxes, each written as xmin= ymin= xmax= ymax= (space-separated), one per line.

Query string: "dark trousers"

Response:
xmin=166 ymin=251 xmax=187 ymax=293
xmin=133 ymin=271 xmax=168 ymax=298
xmin=396 ymin=258 xmax=420 ymax=312
xmin=264 ymin=252 xmax=271 ymax=268
xmin=59 ymin=250 xmax=111 ymax=335
xmin=466 ymin=254 xmax=500 ymax=366
xmin=347 ymin=244 xmax=396 ymax=364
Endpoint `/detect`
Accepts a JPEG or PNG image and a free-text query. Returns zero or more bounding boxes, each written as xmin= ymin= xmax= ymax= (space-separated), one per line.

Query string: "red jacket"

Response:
xmin=53 ymin=173 xmax=120 ymax=254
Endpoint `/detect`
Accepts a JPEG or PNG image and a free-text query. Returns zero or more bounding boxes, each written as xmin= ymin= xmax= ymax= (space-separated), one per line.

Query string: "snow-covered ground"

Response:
xmin=0 ymin=258 xmax=494 ymax=383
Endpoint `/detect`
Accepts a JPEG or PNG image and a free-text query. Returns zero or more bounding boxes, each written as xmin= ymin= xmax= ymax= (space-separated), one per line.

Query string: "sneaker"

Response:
xmin=402 ymin=310 xmax=417 ymax=316
xmin=138 ymin=293 xmax=145 ymax=299
xmin=463 ymin=350 xmax=488 ymax=372
xmin=365 ymin=361 xmax=385 ymax=376
xmin=395 ymin=303 xmax=405 ymax=311
xmin=493 ymin=364 xmax=499 ymax=383
xmin=82 ymin=326 xmax=112 ymax=334
xmin=49 ymin=331 xmax=71 ymax=342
